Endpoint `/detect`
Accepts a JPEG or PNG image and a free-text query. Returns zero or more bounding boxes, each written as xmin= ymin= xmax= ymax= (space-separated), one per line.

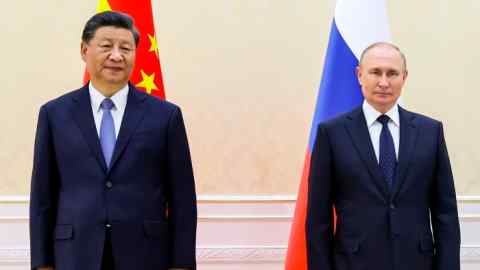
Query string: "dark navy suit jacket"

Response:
xmin=306 ymin=106 xmax=460 ymax=270
xmin=30 ymin=84 xmax=197 ymax=270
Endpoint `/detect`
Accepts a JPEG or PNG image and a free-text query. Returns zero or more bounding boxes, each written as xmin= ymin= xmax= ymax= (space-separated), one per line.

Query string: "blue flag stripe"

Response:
xmin=308 ymin=19 xmax=364 ymax=152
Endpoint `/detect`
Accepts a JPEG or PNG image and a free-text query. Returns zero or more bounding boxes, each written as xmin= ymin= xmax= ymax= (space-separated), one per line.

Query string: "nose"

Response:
xmin=108 ymin=47 xmax=123 ymax=62
xmin=378 ymin=74 xmax=389 ymax=87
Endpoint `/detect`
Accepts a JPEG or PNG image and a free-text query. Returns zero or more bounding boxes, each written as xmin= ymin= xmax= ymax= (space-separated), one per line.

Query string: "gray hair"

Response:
xmin=359 ymin=42 xmax=407 ymax=71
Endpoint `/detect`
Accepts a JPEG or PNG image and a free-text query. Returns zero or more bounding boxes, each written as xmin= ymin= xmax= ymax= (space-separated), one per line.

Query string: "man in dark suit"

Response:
xmin=29 ymin=11 xmax=196 ymax=270
xmin=306 ymin=42 xmax=460 ymax=270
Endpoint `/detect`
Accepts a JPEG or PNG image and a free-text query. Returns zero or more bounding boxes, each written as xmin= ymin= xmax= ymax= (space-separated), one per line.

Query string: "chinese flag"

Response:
xmin=84 ymin=0 xmax=166 ymax=99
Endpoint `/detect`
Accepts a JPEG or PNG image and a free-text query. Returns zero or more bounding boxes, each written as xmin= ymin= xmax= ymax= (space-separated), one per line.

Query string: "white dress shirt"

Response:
xmin=89 ymin=82 xmax=128 ymax=139
xmin=362 ymin=100 xmax=400 ymax=163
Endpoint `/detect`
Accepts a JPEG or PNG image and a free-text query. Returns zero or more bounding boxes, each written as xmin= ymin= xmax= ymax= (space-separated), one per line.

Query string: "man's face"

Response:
xmin=81 ymin=26 xmax=136 ymax=91
xmin=356 ymin=45 xmax=407 ymax=113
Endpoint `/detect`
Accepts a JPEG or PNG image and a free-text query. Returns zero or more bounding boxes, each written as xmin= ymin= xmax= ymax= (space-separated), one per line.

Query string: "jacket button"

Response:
xmin=105 ymin=223 xmax=111 ymax=228
xmin=390 ymin=203 xmax=396 ymax=209
xmin=105 ymin=181 xmax=113 ymax=189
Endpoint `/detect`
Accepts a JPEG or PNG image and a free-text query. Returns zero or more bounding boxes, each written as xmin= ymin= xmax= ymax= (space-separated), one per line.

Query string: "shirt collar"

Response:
xmin=89 ymin=82 xmax=129 ymax=112
xmin=362 ymin=100 xmax=400 ymax=127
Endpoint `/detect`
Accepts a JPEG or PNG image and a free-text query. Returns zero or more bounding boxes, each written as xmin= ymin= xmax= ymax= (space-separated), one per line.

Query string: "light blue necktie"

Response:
xmin=100 ymin=98 xmax=116 ymax=168
xmin=378 ymin=115 xmax=397 ymax=190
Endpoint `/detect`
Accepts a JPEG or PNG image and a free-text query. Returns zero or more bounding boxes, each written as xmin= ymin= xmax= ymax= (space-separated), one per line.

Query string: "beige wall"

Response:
xmin=1 ymin=0 xmax=479 ymax=195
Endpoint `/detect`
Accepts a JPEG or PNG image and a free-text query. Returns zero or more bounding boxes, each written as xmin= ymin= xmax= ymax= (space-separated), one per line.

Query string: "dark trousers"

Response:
xmin=101 ymin=229 xmax=115 ymax=270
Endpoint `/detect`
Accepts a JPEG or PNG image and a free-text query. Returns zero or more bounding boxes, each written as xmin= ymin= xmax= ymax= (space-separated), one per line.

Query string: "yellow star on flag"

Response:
xmin=136 ymin=70 xmax=159 ymax=94
xmin=148 ymin=34 xmax=159 ymax=57
xmin=96 ymin=0 xmax=112 ymax=12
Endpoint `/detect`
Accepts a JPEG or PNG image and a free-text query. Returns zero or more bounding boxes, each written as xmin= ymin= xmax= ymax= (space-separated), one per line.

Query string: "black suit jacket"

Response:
xmin=30 ymin=84 xmax=197 ymax=270
xmin=306 ymin=106 xmax=460 ymax=270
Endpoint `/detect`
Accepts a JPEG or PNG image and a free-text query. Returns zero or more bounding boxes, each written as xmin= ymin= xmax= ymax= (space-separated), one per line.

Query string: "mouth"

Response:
xmin=104 ymin=66 xmax=124 ymax=72
xmin=374 ymin=92 xmax=391 ymax=97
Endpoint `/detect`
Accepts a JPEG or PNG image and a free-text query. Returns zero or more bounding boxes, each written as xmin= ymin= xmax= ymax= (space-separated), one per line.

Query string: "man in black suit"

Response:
xmin=306 ymin=42 xmax=460 ymax=270
xmin=30 ymin=11 xmax=196 ymax=270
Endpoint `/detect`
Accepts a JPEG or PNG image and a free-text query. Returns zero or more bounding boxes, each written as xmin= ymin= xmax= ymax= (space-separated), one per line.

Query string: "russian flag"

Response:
xmin=284 ymin=0 xmax=391 ymax=269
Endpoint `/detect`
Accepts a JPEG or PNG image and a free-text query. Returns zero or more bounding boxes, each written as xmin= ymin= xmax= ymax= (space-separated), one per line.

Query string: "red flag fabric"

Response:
xmin=84 ymin=0 xmax=166 ymax=99
xmin=284 ymin=153 xmax=311 ymax=269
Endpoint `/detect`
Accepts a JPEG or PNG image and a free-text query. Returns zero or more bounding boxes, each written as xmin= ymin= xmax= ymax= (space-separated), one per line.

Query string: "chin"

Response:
xmin=106 ymin=77 xmax=127 ymax=84
xmin=374 ymin=97 xmax=394 ymax=104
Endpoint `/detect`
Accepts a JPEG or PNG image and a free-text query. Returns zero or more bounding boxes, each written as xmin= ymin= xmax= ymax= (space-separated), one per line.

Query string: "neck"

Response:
xmin=91 ymin=80 xmax=127 ymax=98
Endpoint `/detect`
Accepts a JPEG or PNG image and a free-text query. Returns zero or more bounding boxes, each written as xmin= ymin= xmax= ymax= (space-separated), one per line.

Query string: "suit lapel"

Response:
xmin=391 ymin=107 xmax=418 ymax=199
xmin=70 ymin=85 xmax=108 ymax=172
xmin=345 ymin=108 xmax=390 ymax=200
xmin=108 ymin=85 xmax=148 ymax=172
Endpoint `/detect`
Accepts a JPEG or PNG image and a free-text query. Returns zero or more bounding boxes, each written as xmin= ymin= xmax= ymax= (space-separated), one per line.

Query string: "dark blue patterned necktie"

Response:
xmin=377 ymin=115 xmax=397 ymax=190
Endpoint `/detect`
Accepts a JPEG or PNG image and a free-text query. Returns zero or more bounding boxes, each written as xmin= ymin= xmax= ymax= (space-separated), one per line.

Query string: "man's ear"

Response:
xmin=356 ymin=66 xmax=362 ymax=82
xmin=403 ymin=69 xmax=409 ymax=81
xmin=80 ymin=42 xmax=88 ymax=62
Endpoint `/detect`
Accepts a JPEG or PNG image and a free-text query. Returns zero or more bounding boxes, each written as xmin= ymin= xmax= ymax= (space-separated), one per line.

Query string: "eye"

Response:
xmin=387 ymin=70 xmax=399 ymax=77
xmin=370 ymin=69 xmax=381 ymax=76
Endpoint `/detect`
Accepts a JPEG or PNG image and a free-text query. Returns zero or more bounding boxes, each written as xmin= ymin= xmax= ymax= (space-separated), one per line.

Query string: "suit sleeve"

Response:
xmin=431 ymin=122 xmax=461 ymax=270
xmin=166 ymin=107 xmax=197 ymax=270
xmin=306 ymin=124 xmax=334 ymax=270
xmin=29 ymin=105 xmax=59 ymax=269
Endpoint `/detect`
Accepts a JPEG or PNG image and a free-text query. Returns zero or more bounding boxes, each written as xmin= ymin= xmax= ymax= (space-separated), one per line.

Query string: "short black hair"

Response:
xmin=81 ymin=11 xmax=140 ymax=47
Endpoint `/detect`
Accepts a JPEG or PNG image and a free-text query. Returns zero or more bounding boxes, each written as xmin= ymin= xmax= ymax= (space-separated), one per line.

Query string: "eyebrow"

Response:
xmin=98 ymin=37 xmax=134 ymax=44
xmin=368 ymin=67 xmax=401 ymax=71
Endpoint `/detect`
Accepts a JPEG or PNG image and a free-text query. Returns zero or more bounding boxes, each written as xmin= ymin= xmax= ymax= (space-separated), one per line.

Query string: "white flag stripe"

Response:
xmin=335 ymin=0 xmax=392 ymax=60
